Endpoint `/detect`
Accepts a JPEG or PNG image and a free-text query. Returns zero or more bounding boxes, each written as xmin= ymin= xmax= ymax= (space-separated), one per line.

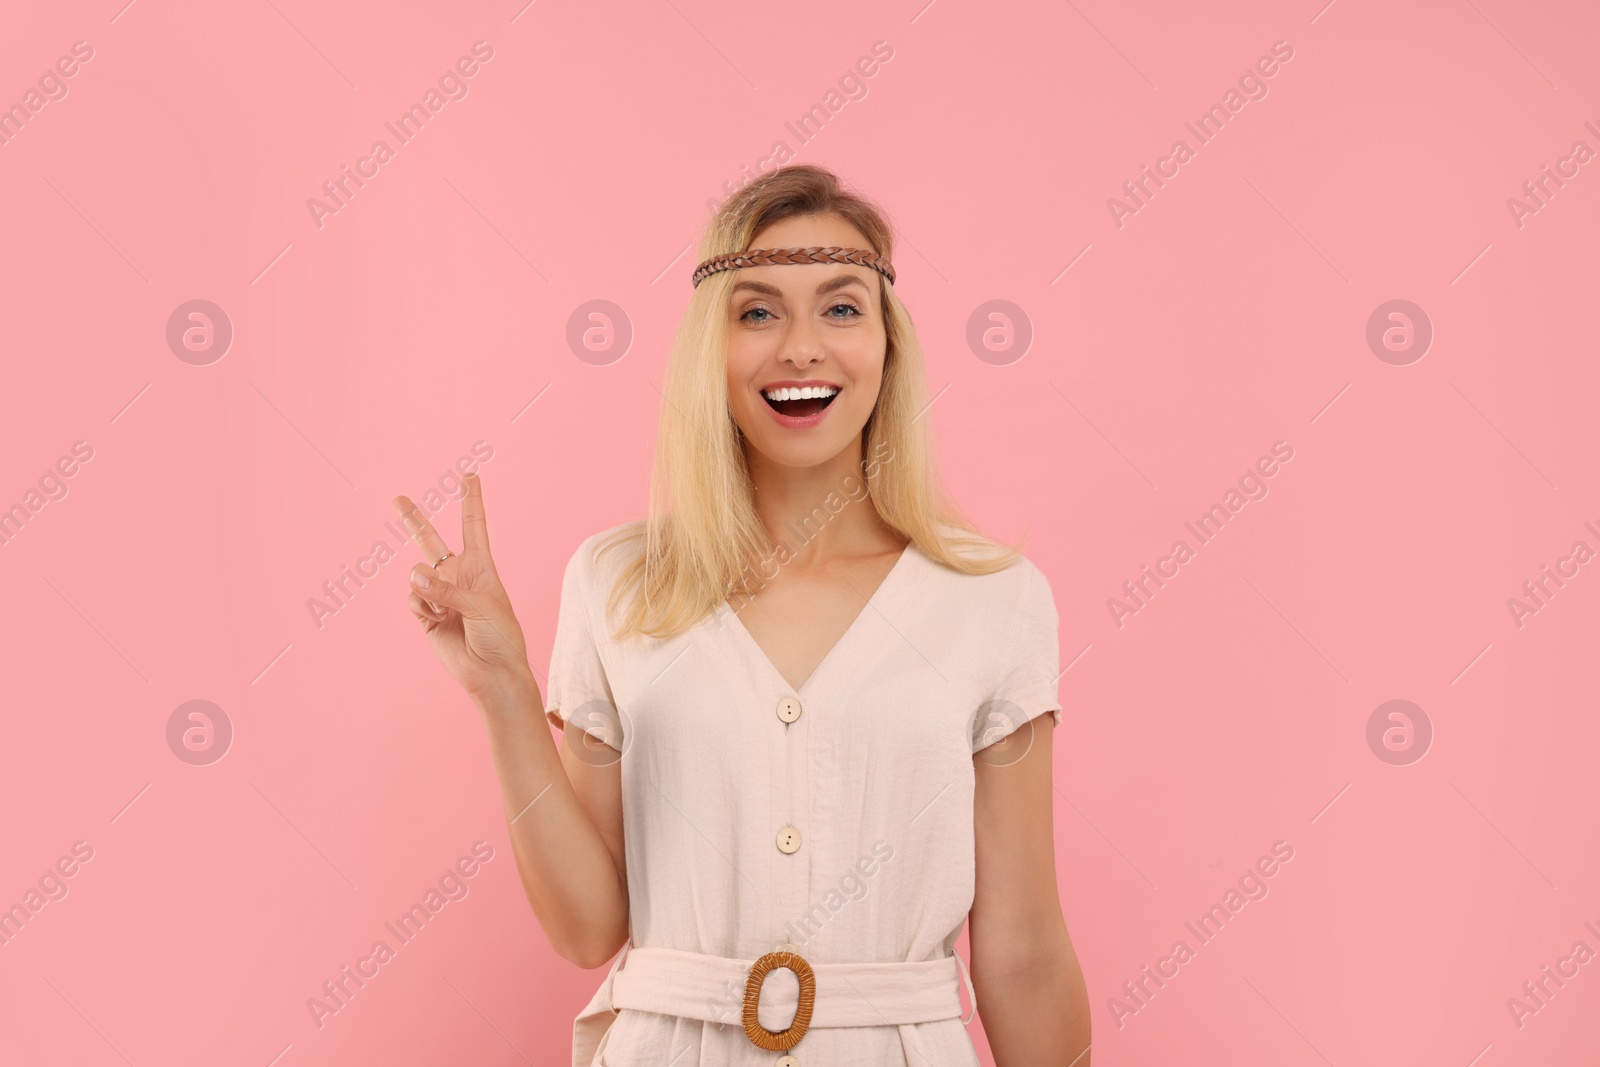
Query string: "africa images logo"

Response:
xmin=306 ymin=41 xmax=496 ymax=230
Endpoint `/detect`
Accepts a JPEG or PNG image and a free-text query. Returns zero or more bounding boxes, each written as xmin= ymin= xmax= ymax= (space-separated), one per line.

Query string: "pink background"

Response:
xmin=2 ymin=0 xmax=1597 ymax=1064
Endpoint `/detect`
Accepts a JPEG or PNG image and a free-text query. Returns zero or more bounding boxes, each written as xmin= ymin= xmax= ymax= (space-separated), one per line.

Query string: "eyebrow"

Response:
xmin=730 ymin=273 xmax=871 ymax=298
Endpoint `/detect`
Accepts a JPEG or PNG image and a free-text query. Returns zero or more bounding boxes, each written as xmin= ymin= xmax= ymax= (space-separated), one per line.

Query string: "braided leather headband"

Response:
xmin=692 ymin=245 xmax=895 ymax=288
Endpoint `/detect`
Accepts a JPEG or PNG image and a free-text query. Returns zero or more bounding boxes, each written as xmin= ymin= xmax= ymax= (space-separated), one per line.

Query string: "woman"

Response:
xmin=393 ymin=165 xmax=1091 ymax=1066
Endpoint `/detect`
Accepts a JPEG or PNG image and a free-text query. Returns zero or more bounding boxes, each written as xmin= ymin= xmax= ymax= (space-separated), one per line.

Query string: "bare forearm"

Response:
xmin=974 ymin=950 xmax=1091 ymax=1067
xmin=476 ymin=671 xmax=628 ymax=967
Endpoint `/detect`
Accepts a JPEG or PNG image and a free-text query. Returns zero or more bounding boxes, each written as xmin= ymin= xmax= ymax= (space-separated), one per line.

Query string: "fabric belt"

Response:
xmin=572 ymin=941 xmax=977 ymax=1066
xmin=613 ymin=945 xmax=970 ymax=1028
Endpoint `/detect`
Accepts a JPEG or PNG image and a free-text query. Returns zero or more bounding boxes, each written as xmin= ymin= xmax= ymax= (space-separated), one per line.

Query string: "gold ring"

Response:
xmin=742 ymin=950 xmax=815 ymax=1051
xmin=436 ymin=551 xmax=452 ymax=565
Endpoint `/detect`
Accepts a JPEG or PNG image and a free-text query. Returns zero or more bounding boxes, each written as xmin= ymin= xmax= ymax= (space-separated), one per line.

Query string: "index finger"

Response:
xmin=392 ymin=495 xmax=451 ymax=562
xmin=461 ymin=472 xmax=490 ymax=554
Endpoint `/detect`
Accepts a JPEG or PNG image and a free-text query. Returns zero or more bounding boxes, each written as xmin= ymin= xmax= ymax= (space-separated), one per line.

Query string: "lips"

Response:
xmin=755 ymin=382 xmax=840 ymax=430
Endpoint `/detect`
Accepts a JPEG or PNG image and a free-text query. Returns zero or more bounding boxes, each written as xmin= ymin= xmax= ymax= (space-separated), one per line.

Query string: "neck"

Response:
xmin=744 ymin=436 xmax=892 ymax=565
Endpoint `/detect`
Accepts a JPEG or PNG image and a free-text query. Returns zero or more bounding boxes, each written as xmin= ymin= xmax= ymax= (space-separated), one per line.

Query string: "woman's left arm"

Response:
xmin=970 ymin=713 xmax=1091 ymax=1066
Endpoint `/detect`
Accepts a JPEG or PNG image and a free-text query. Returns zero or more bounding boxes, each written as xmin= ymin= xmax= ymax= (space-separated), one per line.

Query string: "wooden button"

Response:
xmin=776 ymin=1056 xmax=800 ymax=1067
xmin=775 ymin=826 xmax=801 ymax=854
xmin=777 ymin=696 xmax=802 ymax=723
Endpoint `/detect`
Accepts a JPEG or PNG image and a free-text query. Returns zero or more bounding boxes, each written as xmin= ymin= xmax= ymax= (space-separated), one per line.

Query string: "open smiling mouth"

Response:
xmin=762 ymin=385 xmax=839 ymax=419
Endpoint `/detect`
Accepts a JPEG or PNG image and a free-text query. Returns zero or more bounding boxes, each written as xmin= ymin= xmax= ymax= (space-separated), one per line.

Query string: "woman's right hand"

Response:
xmin=393 ymin=472 xmax=535 ymax=704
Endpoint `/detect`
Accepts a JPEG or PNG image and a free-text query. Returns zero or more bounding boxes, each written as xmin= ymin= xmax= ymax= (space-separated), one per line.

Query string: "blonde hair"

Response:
xmin=600 ymin=164 xmax=1019 ymax=640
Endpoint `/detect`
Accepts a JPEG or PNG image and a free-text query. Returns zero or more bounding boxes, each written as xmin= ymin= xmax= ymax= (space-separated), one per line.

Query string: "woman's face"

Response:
xmin=724 ymin=212 xmax=888 ymax=471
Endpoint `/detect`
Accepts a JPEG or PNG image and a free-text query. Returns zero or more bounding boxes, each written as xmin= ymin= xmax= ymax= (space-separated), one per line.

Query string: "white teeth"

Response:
xmin=763 ymin=385 xmax=839 ymax=401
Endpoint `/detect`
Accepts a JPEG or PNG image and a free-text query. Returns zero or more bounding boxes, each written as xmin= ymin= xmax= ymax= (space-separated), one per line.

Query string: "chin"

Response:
xmin=738 ymin=422 xmax=859 ymax=469
xmin=749 ymin=437 xmax=845 ymax=469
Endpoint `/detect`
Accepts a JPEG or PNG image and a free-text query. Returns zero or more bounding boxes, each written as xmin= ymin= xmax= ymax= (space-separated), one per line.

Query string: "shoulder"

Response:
xmin=913 ymin=530 xmax=1058 ymax=645
xmin=918 ymin=523 xmax=1054 ymax=602
xmin=560 ymin=520 xmax=645 ymax=600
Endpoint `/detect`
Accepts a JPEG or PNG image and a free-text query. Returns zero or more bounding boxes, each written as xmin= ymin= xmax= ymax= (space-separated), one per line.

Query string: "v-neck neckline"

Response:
xmin=718 ymin=541 xmax=918 ymax=698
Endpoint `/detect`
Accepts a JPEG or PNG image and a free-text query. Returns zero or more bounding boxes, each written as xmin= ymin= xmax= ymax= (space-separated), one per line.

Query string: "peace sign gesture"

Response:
xmin=394 ymin=473 xmax=533 ymax=703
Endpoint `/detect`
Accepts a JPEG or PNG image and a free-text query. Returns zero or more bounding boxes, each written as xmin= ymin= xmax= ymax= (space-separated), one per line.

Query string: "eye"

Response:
xmin=740 ymin=305 xmax=775 ymax=323
xmin=827 ymin=301 xmax=862 ymax=319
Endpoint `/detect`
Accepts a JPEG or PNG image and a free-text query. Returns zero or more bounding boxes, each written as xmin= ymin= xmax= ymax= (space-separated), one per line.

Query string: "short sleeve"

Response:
xmin=544 ymin=537 xmax=624 ymax=751
xmin=971 ymin=560 xmax=1063 ymax=754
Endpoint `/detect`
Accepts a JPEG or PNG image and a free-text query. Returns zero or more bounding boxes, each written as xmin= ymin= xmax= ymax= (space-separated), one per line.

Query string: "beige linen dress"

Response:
xmin=544 ymin=523 xmax=1064 ymax=1067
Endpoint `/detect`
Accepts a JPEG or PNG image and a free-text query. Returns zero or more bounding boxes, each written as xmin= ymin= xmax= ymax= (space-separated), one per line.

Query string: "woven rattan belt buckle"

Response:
xmin=742 ymin=950 xmax=816 ymax=1051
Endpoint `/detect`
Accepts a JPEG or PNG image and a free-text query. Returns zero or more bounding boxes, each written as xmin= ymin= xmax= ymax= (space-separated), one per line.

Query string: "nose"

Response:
xmin=779 ymin=313 xmax=825 ymax=369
